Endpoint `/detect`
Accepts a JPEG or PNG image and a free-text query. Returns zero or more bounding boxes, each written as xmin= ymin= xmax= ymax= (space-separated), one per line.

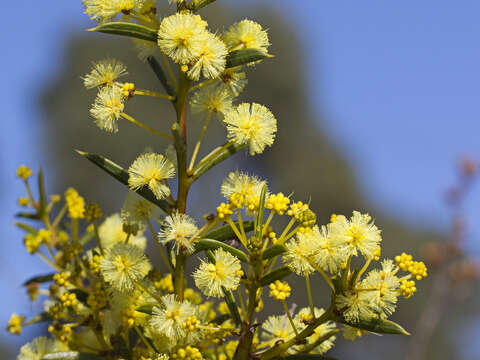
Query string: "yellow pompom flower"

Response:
xmin=65 ymin=188 xmax=85 ymax=219
xmin=187 ymin=33 xmax=228 ymax=81
xmin=223 ymin=103 xmax=277 ymax=155
xmin=90 ymin=85 xmax=125 ymax=133
xmin=150 ymin=294 xmax=197 ymax=341
xmin=17 ymin=336 xmax=59 ymax=360
xmin=310 ymin=225 xmax=346 ymax=274
xmin=193 ymin=248 xmax=243 ymax=297
xmin=190 ymin=84 xmax=233 ymax=115
xmin=7 ymin=313 xmax=25 ymax=335
xmin=100 ymin=242 xmax=151 ymax=293
xmin=158 ymin=13 xmax=208 ymax=64
xmin=284 ymin=232 xmax=317 ymax=276
xmin=295 ymin=307 xmax=337 ymax=354
xmin=220 ymin=68 xmax=248 ymax=96
xmin=16 ymin=165 xmax=33 ymax=180
xmin=83 ymin=0 xmax=137 ymax=23
xmin=83 ymin=58 xmax=127 ymax=89
xmin=329 ymin=211 xmax=382 ymax=259
xmin=220 ymin=171 xmax=267 ymax=209
xmin=99 ymin=213 xmax=147 ymax=249
xmin=269 ymin=280 xmax=291 ymax=301
xmin=261 ymin=315 xmax=300 ymax=353
xmin=342 ymin=325 xmax=365 ymax=341
xmin=121 ymin=191 xmax=159 ymax=233
xmin=158 ymin=212 xmax=199 ymax=254
xmin=223 ymin=19 xmax=270 ymax=54
xmin=128 ymin=153 xmax=175 ymax=200
xmin=359 ymin=259 xmax=400 ymax=319
xmin=335 ymin=290 xmax=372 ymax=323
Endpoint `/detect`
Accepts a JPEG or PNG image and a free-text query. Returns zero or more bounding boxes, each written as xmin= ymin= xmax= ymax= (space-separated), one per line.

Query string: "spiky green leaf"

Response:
xmin=337 ymin=316 xmax=410 ymax=335
xmin=195 ymin=238 xmax=249 ymax=263
xmin=38 ymin=168 xmax=47 ymax=217
xmin=226 ymin=49 xmax=268 ymax=68
xmin=25 ymin=312 xmax=51 ymax=326
xmin=15 ymin=222 xmax=38 ymax=234
xmin=77 ymin=150 xmax=172 ymax=214
xmin=204 ymin=221 xmax=254 ymax=242
xmin=89 ymin=22 xmax=157 ymax=43
xmin=192 ymin=142 xmax=247 ymax=181
xmin=255 ymin=184 xmax=268 ymax=239
xmin=259 ymin=266 xmax=293 ymax=286
xmin=193 ymin=0 xmax=217 ymax=11
xmin=263 ymin=244 xmax=287 ymax=260
xmin=223 ymin=286 xmax=242 ymax=326
xmin=23 ymin=273 xmax=54 ymax=286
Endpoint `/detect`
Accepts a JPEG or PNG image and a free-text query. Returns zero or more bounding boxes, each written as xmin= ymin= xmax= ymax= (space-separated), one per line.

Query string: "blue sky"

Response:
xmin=1 ymin=0 xmax=479 ymax=356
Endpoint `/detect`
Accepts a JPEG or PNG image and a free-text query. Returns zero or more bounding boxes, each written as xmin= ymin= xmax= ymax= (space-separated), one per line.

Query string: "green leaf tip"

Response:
xmin=338 ymin=315 xmax=410 ymax=336
xmin=77 ymin=150 xmax=172 ymax=214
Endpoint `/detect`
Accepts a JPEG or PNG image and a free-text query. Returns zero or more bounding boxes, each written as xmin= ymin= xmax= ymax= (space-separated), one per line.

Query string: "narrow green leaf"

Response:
xmin=38 ymin=168 xmax=47 ymax=217
xmin=348 ymin=268 xmax=361 ymax=288
xmin=211 ymin=313 xmax=230 ymax=325
xmin=193 ymin=0 xmax=217 ymax=11
xmin=25 ymin=312 xmax=51 ymax=326
xmin=89 ymin=22 xmax=157 ymax=43
xmin=204 ymin=221 xmax=254 ymax=242
xmin=42 ymin=352 xmax=104 ymax=360
xmin=195 ymin=238 xmax=249 ymax=263
xmin=226 ymin=49 xmax=268 ymax=68
xmin=331 ymin=276 xmax=343 ymax=295
xmin=137 ymin=304 xmax=154 ymax=315
xmin=147 ymin=56 xmax=175 ymax=97
xmin=77 ymin=150 xmax=172 ymax=214
xmin=259 ymin=266 xmax=293 ymax=287
xmin=71 ymin=289 xmax=89 ymax=303
xmin=262 ymin=244 xmax=287 ymax=260
xmin=15 ymin=212 xmax=41 ymax=220
xmin=23 ymin=273 xmax=54 ymax=286
xmin=223 ymin=286 xmax=242 ymax=326
xmin=192 ymin=142 xmax=247 ymax=181
xmin=255 ymin=184 xmax=268 ymax=239
xmin=336 ymin=316 xmax=410 ymax=335
xmin=15 ymin=222 xmax=37 ymax=234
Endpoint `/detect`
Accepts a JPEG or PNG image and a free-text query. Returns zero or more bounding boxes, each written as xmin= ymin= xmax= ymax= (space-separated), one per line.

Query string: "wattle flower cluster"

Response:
xmin=8 ymin=1 xmax=427 ymax=360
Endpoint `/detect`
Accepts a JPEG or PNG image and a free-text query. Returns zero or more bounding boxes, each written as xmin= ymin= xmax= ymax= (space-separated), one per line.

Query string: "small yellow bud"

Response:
xmin=216 ymin=202 xmax=233 ymax=219
xmin=65 ymin=188 xmax=85 ymax=219
xmin=7 ymin=314 xmax=25 ymax=335
xmin=17 ymin=197 xmax=29 ymax=207
xmin=269 ymin=280 xmax=291 ymax=300
xmin=16 ymin=165 xmax=33 ymax=180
